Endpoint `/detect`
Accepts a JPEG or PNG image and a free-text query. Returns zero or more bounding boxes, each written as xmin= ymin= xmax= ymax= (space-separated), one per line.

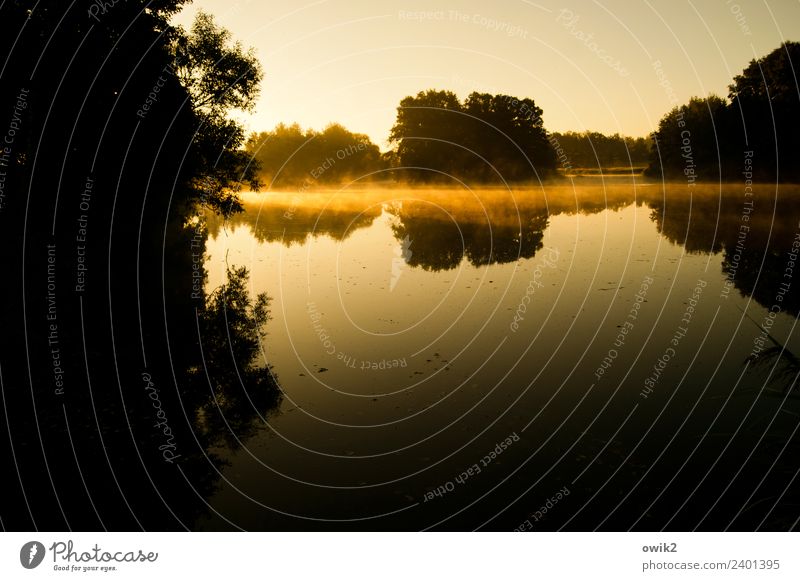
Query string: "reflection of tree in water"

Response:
xmin=647 ymin=195 xmax=727 ymax=254
xmin=205 ymin=203 xmax=382 ymax=245
xmin=371 ymin=189 xmax=635 ymax=270
xmin=647 ymin=186 xmax=800 ymax=315
xmin=0 ymin=220 xmax=282 ymax=530
xmin=388 ymin=202 xmax=549 ymax=271
xmin=214 ymin=186 xmax=650 ymax=272
xmin=560 ymin=195 xmax=639 ymax=217
xmin=191 ymin=265 xmax=282 ymax=451
xmin=155 ymin=224 xmax=283 ymax=521
xmin=145 ymin=225 xmax=284 ymax=529
xmin=653 ymin=186 xmax=800 ymax=524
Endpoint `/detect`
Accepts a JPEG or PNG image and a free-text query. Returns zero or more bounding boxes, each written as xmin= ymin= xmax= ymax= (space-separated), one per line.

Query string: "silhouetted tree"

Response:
xmin=174 ymin=11 xmax=263 ymax=215
xmin=646 ymin=42 xmax=800 ymax=182
xmin=0 ymin=1 xmax=278 ymax=530
xmin=646 ymin=95 xmax=730 ymax=181
xmin=462 ymin=92 xmax=555 ymax=181
xmin=246 ymin=122 xmax=385 ymax=186
xmin=728 ymin=41 xmax=800 ymax=181
xmin=389 ymin=89 xmax=464 ymax=181
xmin=388 ymin=89 xmax=555 ymax=183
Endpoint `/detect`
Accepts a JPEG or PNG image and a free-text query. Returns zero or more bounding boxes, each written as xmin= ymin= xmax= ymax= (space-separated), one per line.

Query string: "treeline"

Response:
xmin=247 ymin=90 xmax=559 ymax=186
xmin=246 ymin=40 xmax=799 ymax=187
xmin=246 ymin=100 xmax=651 ymax=187
xmin=246 ymin=123 xmax=386 ymax=186
xmin=549 ymin=132 xmax=650 ymax=170
xmin=646 ymin=41 xmax=800 ymax=182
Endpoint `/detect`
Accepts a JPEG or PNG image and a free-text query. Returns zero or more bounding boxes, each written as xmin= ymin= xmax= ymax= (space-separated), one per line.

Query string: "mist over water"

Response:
xmin=196 ymin=182 xmax=800 ymax=530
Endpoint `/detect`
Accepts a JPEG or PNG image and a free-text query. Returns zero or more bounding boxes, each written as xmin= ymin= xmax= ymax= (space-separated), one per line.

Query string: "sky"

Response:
xmin=172 ymin=0 xmax=800 ymax=149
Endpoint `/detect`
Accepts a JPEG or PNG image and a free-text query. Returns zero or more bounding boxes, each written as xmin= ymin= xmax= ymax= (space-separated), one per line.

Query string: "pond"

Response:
xmin=198 ymin=179 xmax=800 ymax=530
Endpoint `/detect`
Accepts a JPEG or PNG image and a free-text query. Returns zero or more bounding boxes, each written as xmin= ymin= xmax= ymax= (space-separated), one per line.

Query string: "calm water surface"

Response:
xmin=199 ymin=181 xmax=800 ymax=530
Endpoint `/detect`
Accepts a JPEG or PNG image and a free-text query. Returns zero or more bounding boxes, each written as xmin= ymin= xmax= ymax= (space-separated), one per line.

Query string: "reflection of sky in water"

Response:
xmin=199 ymin=185 xmax=800 ymax=530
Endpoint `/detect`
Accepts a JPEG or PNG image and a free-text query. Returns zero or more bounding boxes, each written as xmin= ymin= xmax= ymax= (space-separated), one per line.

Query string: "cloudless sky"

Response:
xmin=172 ymin=0 xmax=800 ymax=148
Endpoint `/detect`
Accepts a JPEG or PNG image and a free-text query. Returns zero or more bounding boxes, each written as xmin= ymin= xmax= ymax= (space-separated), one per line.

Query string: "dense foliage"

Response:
xmin=246 ymin=123 xmax=385 ymax=186
xmin=548 ymin=131 xmax=650 ymax=169
xmin=647 ymin=42 xmax=800 ymax=182
xmin=388 ymin=90 xmax=556 ymax=183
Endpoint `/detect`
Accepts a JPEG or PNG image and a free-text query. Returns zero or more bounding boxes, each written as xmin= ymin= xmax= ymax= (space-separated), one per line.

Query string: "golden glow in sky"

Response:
xmin=173 ymin=0 xmax=800 ymax=147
